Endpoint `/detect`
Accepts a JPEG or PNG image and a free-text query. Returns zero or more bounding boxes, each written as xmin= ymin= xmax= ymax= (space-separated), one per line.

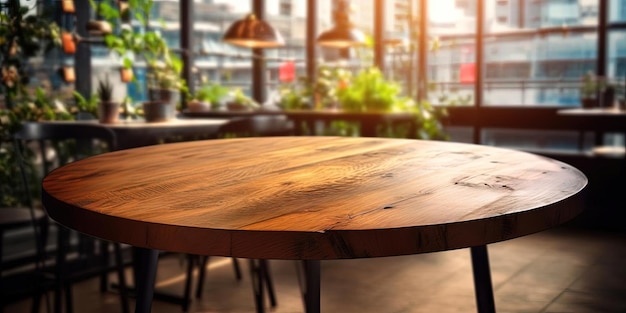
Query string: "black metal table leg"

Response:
xmin=133 ymin=247 xmax=159 ymax=313
xmin=260 ymin=260 xmax=276 ymax=307
xmin=302 ymin=260 xmax=320 ymax=313
xmin=470 ymin=245 xmax=496 ymax=313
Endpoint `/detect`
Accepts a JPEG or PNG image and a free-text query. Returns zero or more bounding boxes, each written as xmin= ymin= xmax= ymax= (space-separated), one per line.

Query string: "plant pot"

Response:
xmin=187 ymin=100 xmax=211 ymax=113
xmin=227 ymin=102 xmax=253 ymax=111
xmin=86 ymin=20 xmax=113 ymax=36
xmin=143 ymin=101 xmax=175 ymax=122
xmin=62 ymin=32 xmax=76 ymax=54
xmin=148 ymin=88 xmax=176 ymax=103
xmin=120 ymin=68 xmax=133 ymax=83
xmin=62 ymin=0 xmax=75 ymax=13
xmin=98 ymin=101 xmax=121 ymax=124
xmin=581 ymin=98 xmax=597 ymax=109
xmin=59 ymin=66 xmax=75 ymax=83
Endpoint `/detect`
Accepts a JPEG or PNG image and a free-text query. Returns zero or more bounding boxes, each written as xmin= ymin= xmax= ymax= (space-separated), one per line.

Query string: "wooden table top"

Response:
xmin=42 ymin=137 xmax=587 ymax=260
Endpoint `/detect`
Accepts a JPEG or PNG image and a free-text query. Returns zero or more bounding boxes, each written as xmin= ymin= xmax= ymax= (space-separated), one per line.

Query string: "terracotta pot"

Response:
xmin=143 ymin=101 xmax=175 ymax=122
xmin=61 ymin=67 xmax=75 ymax=83
xmin=120 ymin=68 xmax=133 ymax=83
xmin=62 ymin=32 xmax=76 ymax=54
xmin=98 ymin=101 xmax=120 ymax=124
xmin=187 ymin=100 xmax=211 ymax=112
xmin=62 ymin=0 xmax=75 ymax=13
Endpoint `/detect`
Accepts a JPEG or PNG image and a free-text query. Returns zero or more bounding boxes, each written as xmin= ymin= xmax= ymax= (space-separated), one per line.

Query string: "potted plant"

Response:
xmin=96 ymin=74 xmax=120 ymax=124
xmin=96 ymin=0 xmax=187 ymax=122
xmin=72 ymin=90 xmax=98 ymax=119
xmin=227 ymin=88 xmax=260 ymax=111
xmin=0 ymin=0 xmax=60 ymax=108
xmin=86 ymin=0 xmax=116 ymax=36
xmin=187 ymin=83 xmax=229 ymax=112
xmin=580 ymin=71 xmax=605 ymax=108
xmin=336 ymin=67 xmax=406 ymax=112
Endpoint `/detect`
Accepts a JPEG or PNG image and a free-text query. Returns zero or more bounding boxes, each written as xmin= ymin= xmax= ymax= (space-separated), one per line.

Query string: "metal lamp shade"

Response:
xmin=316 ymin=26 xmax=367 ymax=48
xmin=222 ymin=14 xmax=285 ymax=49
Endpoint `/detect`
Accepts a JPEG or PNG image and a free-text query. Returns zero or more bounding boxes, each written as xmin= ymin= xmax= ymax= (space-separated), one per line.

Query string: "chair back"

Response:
xmin=14 ymin=122 xmax=117 ymax=175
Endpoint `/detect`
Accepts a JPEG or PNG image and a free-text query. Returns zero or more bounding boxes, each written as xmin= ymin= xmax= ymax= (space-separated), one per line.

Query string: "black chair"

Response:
xmin=0 ymin=208 xmax=47 ymax=313
xmin=12 ymin=122 xmax=129 ymax=313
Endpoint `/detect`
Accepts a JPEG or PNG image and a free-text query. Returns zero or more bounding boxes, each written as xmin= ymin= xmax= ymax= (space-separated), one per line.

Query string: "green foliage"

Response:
xmin=580 ymin=71 xmax=605 ymax=99
xmin=231 ymin=88 xmax=259 ymax=109
xmin=194 ymin=84 xmax=229 ymax=104
xmin=97 ymin=74 xmax=114 ymax=102
xmin=72 ymin=91 xmax=98 ymax=117
xmin=99 ymin=0 xmax=186 ymax=98
xmin=337 ymin=67 xmax=407 ymax=112
xmin=88 ymin=0 xmax=121 ymax=20
xmin=0 ymin=0 xmax=60 ymax=104
xmin=278 ymin=84 xmax=310 ymax=110
xmin=277 ymin=66 xmax=447 ymax=140
xmin=0 ymin=144 xmax=22 ymax=207
xmin=278 ymin=66 xmax=351 ymax=110
xmin=0 ymin=88 xmax=74 ymax=207
xmin=0 ymin=2 xmax=67 ymax=208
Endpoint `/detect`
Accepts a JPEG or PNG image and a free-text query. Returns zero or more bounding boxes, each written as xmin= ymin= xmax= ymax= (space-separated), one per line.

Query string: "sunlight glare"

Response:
xmin=429 ymin=0 xmax=461 ymax=24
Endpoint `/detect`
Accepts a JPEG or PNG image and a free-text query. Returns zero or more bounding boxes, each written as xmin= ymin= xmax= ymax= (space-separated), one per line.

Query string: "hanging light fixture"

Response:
xmin=222 ymin=13 xmax=284 ymax=48
xmin=317 ymin=0 xmax=366 ymax=48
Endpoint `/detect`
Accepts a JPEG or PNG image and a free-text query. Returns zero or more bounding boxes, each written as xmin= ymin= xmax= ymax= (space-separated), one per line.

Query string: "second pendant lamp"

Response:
xmin=317 ymin=0 xmax=366 ymax=48
xmin=222 ymin=13 xmax=284 ymax=49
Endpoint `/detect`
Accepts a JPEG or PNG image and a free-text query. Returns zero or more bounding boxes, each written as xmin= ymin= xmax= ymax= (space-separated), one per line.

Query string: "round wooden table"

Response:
xmin=42 ymin=137 xmax=587 ymax=313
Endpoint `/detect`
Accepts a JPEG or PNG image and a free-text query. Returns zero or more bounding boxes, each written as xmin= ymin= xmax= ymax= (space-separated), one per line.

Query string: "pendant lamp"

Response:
xmin=317 ymin=0 xmax=366 ymax=48
xmin=222 ymin=13 xmax=284 ymax=48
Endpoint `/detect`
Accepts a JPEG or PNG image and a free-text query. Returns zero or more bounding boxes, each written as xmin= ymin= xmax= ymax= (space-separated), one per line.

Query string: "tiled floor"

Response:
xmin=6 ymin=222 xmax=626 ymax=313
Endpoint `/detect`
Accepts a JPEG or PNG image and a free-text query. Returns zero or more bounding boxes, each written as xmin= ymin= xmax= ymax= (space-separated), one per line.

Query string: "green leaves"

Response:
xmin=194 ymin=84 xmax=229 ymax=103
xmin=99 ymin=0 xmax=186 ymax=95
xmin=337 ymin=67 xmax=404 ymax=112
xmin=0 ymin=1 xmax=60 ymax=103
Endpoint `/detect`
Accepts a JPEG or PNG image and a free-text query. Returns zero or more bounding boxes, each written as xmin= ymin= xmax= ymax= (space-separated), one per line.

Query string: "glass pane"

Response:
xmin=610 ymin=0 xmax=626 ymax=22
xmin=192 ymin=2 xmax=256 ymax=99
xmin=608 ymin=30 xmax=626 ymax=106
xmin=483 ymin=32 xmax=596 ymax=106
xmin=482 ymin=0 xmax=598 ymax=107
xmin=428 ymin=0 xmax=476 ymax=106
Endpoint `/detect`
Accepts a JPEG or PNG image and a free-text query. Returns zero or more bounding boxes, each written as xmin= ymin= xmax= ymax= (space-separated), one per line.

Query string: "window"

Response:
xmin=422 ymin=0 xmax=604 ymax=106
xmin=279 ymin=0 xmax=292 ymax=16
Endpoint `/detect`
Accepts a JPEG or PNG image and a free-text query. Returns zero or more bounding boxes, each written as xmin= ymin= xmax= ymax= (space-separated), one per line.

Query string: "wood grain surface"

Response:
xmin=42 ymin=137 xmax=587 ymax=260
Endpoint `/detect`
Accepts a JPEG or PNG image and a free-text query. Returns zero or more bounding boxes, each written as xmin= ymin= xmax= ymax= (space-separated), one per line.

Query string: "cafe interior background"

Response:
xmin=1 ymin=0 xmax=626 ymax=312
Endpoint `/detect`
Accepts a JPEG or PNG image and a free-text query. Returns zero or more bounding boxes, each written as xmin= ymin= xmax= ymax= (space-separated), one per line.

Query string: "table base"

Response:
xmin=135 ymin=246 xmax=497 ymax=313
xmin=471 ymin=245 xmax=496 ymax=313
xmin=295 ymin=246 xmax=495 ymax=313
